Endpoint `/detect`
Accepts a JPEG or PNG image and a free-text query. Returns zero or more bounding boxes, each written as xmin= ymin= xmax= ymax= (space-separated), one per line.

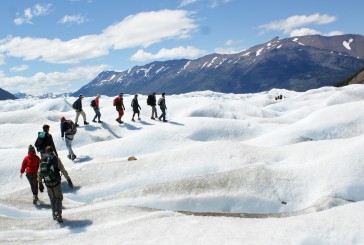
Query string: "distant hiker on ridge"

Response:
xmin=38 ymin=146 xmax=73 ymax=223
xmin=20 ymin=145 xmax=40 ymax=204
xmin=34 ymin=124 xmax=58 ymax=157
xmin=91 ymin=94 xmax=103 ymax=123
xmin=131 ymin=94 xmax=141 ymax=122
xmin=158 ymin=92 xmax=167 ymax=122
xmin=72 ymin=94 xmax=89 ymax=127
xmin=113 ymin=93 xmax=126 ymax=124
xmin=60 ymin=117 xmax=77 ymax=160
xmin=147 ymin=92 xmax=158 ymax=120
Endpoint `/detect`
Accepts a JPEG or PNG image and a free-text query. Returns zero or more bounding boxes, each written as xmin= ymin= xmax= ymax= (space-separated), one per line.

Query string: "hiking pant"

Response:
xmin=159 ymin=107 xmax=166 ymax=121
xmin=26 ymin=173 xmax=38 ymax=196
xmin=75 ymin=109 xmax=86 ymax=124
xmin=117 ymin=110 xmax=124 ymax=120
xmin=65 ymin=134 xmax=75 ymax=157
xmin=93 ymin=108 xmax=101 ymax=121
xmin=46 ymin=184 xmax=63 ymax=215
xmin=151 ymin=106 xmax=158 ymax=118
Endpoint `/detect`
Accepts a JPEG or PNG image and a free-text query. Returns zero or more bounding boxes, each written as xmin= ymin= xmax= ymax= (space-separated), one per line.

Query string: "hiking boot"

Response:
xmin=84 ymin=121 xmax=89 ymax=125
xmin=151 ymin=117 xmax=155 ymax=120
xmin=138 ymin=118 xmax=141 ymax=120
xmin=53 ymin=213 xmax=57 ymax=220
xmin=163 ymin=120 xmax=168 ymax=122
xmin=92 ymin=119 xmax=96 ymax=122
xmin=98 ymin=120 xmax=103 ymax=123
xmin=75 ymin=123 xmax=79 ymax=127
xmin=67 ymin=155 xmax=71 ymax=159
xmin=116 ymin=118 xmax=121 ymax=123
xmin=71 ymin=155 xmax=76 ymax=160
xmin=158 ymin=117 xmax=161 ymax=121
xmin=33 ymin=195 xmax=38 ymax=204
xmin=55 ymin=212 xmax=63 ymax=223
xmin=131 ymin=119 xmax=135 ymax=122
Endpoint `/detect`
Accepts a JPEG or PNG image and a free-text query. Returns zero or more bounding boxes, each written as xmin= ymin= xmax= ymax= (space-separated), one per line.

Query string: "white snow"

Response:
xmin=256 ymin=48 xmax=264 ymax=56
xmin=1 ymin=85 xmax=364 ymax=244
xmin=343 ymin=38 xmax=354 ymax=50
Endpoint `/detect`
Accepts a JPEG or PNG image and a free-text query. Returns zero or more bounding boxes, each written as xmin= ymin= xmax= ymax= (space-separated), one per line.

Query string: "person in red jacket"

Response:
xmin=20 ymin=145 xmax=40 ymax=204
xmin=114 ymin=93 xmax=126 ymax=124
xmin=92 ymin=94 xmax=103 ymax=123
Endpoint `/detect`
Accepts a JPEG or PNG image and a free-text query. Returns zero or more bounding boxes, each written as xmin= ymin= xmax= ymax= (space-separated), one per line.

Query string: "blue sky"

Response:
xmin=0 ymin=0 xmax=362 ymax=95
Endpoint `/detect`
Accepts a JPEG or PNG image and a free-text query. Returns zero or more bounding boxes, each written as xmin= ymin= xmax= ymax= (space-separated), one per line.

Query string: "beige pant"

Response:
xmin=46 ymin=184 xmax=63 ymax=215
xmin=75 ymin=109 xmax=86 ymax=124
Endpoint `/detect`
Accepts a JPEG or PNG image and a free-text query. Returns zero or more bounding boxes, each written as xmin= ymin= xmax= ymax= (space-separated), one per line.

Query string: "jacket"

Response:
xmin=35 ymin=132 xmax=58 ymax=156
xmin=38 ymin=153 xmax=70 ymax=187
xmin=20 ymin=153 xmax=40 ymax=174
xmin=94 ymin=97 xmax=100 ymax=109
xmin=74 ymin=98 xmax=83 ymax=111
xmin=131 ymin=98 xmax=141 ymax=111
xmin=114 ymin=97 xmax=125 ymax=111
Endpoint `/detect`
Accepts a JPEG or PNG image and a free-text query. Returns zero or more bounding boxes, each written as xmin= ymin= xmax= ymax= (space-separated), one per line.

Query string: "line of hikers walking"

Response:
xmin=20 ymin=92 xmax=168 ymax=222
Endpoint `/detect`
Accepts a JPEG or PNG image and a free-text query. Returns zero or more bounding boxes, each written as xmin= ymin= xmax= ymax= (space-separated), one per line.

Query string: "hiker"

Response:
xmin=113 ymin=93 xmax=125 ymax=124
xmin=34 ymin=124 xmax=58 ymax=157
xmin=131 ymin=94 xmax=141 ymax=122
xmin=73 ymin=94 xmax=89 ymax=127
xmin=38 ymin=146 xmax=73 ymax=223
xmin=91 ymin=94 xmax=103 ymax=123
xmin=20 ymin=145 xmax=40 ymax=204
xmin=158 ymin=92 xmax=167 ymax=122
xmin=147 ymin=92 xmax=158 ymax=119
xmin=60 ymin=117 xmax=77 ymax=160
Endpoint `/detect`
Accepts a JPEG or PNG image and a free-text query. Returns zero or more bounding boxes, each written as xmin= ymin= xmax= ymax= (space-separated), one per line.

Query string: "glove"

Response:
xmin=67 ymin=178 xmax=74 ymax=189
xmin=39 ymin=182 xmax=44 ymax=193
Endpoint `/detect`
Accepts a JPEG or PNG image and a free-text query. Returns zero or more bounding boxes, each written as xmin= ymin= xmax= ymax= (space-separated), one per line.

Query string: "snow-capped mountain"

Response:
xmin=75 ymin=34 xmax=364 ymax=96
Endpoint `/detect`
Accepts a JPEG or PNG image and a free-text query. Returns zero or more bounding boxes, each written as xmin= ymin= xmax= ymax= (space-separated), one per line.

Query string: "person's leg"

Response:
xmin=97 ymin=109 xmax=101 ymax=121
xmin=26 ymin=173 xmax=39 ymax=203
xmin=132 ymin=112 xmax=136 ymax=121
xmin=53 ymin=185 xmax=63 ymax=216
xmin=47 ymin=186 xmax=56 ymax=218
xmin=151 ymin=106 xmax=154 ymax=119
xmin=75 ymin=111 xmax=81 ymax=124
xmin=81 ymin=110 xmax=87 ymax=123
xmin=65 ymin=137 xmax=75 ymax=157
xmin=93 ymin=108 xmax=97 ymax=121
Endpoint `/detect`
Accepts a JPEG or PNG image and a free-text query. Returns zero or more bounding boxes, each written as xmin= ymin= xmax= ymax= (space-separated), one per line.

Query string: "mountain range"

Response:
xmin=75 ymin=34 xmax=364 ymax=96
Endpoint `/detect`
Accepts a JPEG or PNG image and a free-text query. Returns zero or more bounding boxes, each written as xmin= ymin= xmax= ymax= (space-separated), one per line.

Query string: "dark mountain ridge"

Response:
xmin=75 ymin=34 xmax=364 ymax=96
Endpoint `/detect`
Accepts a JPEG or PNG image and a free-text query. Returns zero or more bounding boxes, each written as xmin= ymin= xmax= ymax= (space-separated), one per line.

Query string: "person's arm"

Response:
xmin=57 ymin=158 xmax=73 ymax=188
xmin=20 ymin=157 xmax=27 ymax=177
xmin=60 ymin=122 xmax=65 ymax=138
xmin=49 ymin=134 xmax=58 ymax=156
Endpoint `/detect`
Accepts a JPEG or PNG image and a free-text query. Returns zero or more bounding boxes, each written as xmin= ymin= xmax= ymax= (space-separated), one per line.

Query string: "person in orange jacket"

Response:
xmin=20 ymin=145 xmax=40 ymax=204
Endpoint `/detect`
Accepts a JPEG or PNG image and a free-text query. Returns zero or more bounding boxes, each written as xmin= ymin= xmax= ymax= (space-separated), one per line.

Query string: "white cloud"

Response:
xmin=14 ymin=3 xmax=52 ymax=25
xmin=0 ymin=64 xmax=109 ymax=94
xmin=2 ymin=9 xmax=197 ymax=64
xmin=58 ymin=15 xmax=88 ymax=25
xmin=10 ymin=64 xmax=29 ymax=72
xmin=0 ymin=54 xmax=5 ymax=65
xmin=290 ymin=28 xmax=321 ymax=37
xmin=130 ymin=46 xmax=207 ymax=61
xmin=259 ymin=13 xmax=337 ymax=35
xmin=179 ymin=0 xmax=199 ymax=7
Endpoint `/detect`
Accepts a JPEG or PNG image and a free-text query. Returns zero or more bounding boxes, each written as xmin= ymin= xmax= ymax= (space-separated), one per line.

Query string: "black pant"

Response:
xmin=159 ymin=107 xmax=166 ymax=121
xmin=26 ymin=173 xmax=38 ymax=196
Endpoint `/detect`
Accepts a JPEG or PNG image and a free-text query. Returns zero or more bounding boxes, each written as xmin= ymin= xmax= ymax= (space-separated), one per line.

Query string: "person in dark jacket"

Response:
xmin=158 ymin=92 xmax=167 ymax=122
xmin=73 ymin=94 xmax=89 ymax=127
xmin=38 ymin=146 xmax=73 ymax=223
xmin=60 ymin=117 xmax=76 ymax=160
xmin=35 ymin=124 xmax=58 ymax=157
xmin=131 ymin=94 xmax=141 ymax=122
xmin=149 ymin=92 xmax=158 ymax=120
xmin=92 ymin=94 xmax=102 ymax=123
xmin=20 ymin=145 xmax=40 ymax=204
xmin=114 ymin=93 xmax=125 ymax=124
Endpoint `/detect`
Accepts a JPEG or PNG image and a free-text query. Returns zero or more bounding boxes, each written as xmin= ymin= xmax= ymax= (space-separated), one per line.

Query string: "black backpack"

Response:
xmin=72 ymin=101 xmax=77 ymax=109
xmin=147 ymin=95 xmax=153 ymax=105
xmin=39 ymin=156 xmax=56 ymax=184
xmin=34 ymin=131 xmax=47 ymax=152
xmin=64 ymin=120 xmax=77 ymax=135
xmin=90 ymin=99 xmax=96 ymax=108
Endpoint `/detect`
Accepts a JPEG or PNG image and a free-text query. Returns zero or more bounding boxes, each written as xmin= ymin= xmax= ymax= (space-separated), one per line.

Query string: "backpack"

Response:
xmin=39 ymin=156 xmax=56 ymax=184
xmin=147 ymin=95 xmax=153 ymax=106
xmin=113 ymin=98 xmax=117 ymax=106
xmin=90 ymin=99 xmax=96 ymax=108
xmin=34 ymin=131 xmax=46 ymax=152
xmin=72 ymin=100 xmax=77 ymax=109
xmin=64 ymin=120 xmax=77 ymax=135
xmin=158 ymin=98 xmax=163 ymax=106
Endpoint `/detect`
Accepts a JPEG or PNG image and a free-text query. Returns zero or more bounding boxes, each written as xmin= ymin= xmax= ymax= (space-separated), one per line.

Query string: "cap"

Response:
xmin=79 ymin=94 xmax=84 ymax=98
xmin=28 ymin=145 xmax=35 ymax=153
xmin=60 ymin=116 xmax=65 ymax=121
